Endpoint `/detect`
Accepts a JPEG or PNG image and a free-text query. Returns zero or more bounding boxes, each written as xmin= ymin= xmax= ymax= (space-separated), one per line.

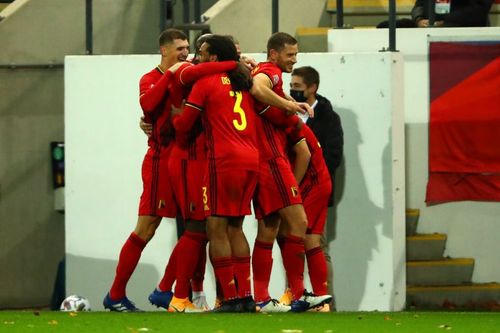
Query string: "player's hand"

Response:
xmin=240 ymin=55 xmax=257 ymax=70
xmin=417 ymin=19 xmax=429 ymax=27
xmin=139 ymin=116 xmax=153 ymax=137
xmin=285 ymin=101 xmax=314 ymax=118
xmin=168 ymin=61 xmax=187 ymax=74
xmin=297 ymin=102 xmax=314 ymax=118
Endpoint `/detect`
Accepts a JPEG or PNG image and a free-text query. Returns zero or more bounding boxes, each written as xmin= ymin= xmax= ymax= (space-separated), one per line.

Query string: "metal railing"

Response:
xmin=335 ymin=0 xmax=400 ymax=51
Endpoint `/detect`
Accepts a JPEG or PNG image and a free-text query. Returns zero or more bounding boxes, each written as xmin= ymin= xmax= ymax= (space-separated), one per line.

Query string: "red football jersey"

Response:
xmin=251 ymin=62 xmax=289 ymax=160
xmin=186 ymin=73 xmax=259 ymax=171
xmin=169 ymin=61 xmax=239 ymax=160
xmin=139 ymin=67 xmax=175 ymax=148
xmin=290 ymin=124 xmax=331 ymax=191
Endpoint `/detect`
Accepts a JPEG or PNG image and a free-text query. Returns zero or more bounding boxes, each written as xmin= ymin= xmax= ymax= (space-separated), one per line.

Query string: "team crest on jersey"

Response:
xmin=272 ymin=74 xmax=279 ymax=85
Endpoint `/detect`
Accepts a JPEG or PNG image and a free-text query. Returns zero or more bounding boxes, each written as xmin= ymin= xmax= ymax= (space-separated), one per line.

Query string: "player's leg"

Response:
xmin=251 ymin=214 xmax=290 ymax=312
xmin=168 ymin=219 xmax=207 ymax=312
xmin=278 ymin=204 xmax=307 ymax=303
xmin=305 ymin=234 xmax=328 ymax=295
xmin=104 ymin=215 xmax=162 ymax=311
xmin=207 ymin=216 xmax=239 ymax=309
xmin=227 ymin=216 xmax=254 ymax=312
xmin=252 ymin=214 xmax=279 ymax=305
xmin=186 ymin=220 xmax=209 ymax=310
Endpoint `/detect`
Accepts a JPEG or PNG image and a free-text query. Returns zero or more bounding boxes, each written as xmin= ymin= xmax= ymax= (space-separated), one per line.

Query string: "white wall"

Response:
xmin=65 ymin=52 xmax=405 ymax=311
xmin=328 ymin=27 xmax=500 ymax=284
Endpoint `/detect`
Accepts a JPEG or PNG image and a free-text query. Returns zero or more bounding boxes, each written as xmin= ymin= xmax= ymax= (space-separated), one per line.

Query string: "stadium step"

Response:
xmin=407 ymin=258 xmax=474 ymax=286
xmin=405 ymin=208 xmax=419 ymax=236
xmin=295 ymin=27 xmax=329 ymax=52
xmin=326 ymin=0 xmax=415 ymax=15
xmin=406 ymin=233 xmax=446 ymax=261
xmin=407 ymin=283 xmax=500 ymax=310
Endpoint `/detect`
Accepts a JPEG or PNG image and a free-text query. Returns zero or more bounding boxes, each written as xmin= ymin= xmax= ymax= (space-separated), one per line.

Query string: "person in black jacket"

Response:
xmin=290 ymin=66 xmax=343 ymax=205
xmin=289 ymin=66 xmax=343 ymax=310
xmin=412 ymin=0 xmax=493 ymax=27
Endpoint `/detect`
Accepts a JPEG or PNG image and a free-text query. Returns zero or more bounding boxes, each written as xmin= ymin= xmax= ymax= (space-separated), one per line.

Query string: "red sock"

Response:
xmin=212 ymin=256 xmax=237 ymax=300
xmin=109 ymin=232 xmax=147 ymax=300
xmin=191 ymin=240 xmax=207 ymax=292
xmin=252 ymin=240 xmax=273 ymax=303
xmin=282 ymin=235 xmax=305 ymax=301
xmin=157 ymin=241 xmax=179 ymax=292
xmin=232 ymin=256 xmax=251 ymax=298
xmin=174 ymin=231 xmax=206 ymax=298
xmin=306 ymin=246 xmax=328 ymax=295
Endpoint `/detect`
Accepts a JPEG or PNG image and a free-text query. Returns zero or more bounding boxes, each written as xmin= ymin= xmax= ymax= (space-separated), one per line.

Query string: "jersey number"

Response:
xmin=230 ymin=91 xmax=247 ymax=131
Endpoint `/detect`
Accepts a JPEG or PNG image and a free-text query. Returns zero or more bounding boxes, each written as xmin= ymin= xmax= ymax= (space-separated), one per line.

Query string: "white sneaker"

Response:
xmin=300 ymin=291 xmax=332 ymax=310
xmin=256 ymin=299 xmax=291 ymax=313
xmin=192 ymin=292 xmax=210 ymax=311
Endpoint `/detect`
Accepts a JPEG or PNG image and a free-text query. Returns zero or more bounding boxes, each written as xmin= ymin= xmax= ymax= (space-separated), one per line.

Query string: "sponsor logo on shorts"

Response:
xmin=158 ymin=199 xmax=166 ymax=209
xmin=291 ymin=187 xmax=299 ymax=197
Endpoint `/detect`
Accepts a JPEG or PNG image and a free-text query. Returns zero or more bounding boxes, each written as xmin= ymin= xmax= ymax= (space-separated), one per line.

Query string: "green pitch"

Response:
xmin=1 ymin=311 xmax=499 ymax=333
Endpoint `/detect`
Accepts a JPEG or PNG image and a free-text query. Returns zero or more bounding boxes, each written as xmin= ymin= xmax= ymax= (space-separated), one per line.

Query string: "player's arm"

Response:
xmin=139 ymin=62 xmax=185 ymax=113
xmin=171 ymin=103 xmax=201 ymax=134
xmin=179 ymin=61 xmax=238 ymax=86
xmin=292 ymin=138 xmax=311 ymax=185
xmin=172 ymin=79 xmax=205 ymax=133
xmin=259 ymin=105 xmax=303 ymax=130
xmin=250 ymin=73 xmax=314 ymax=117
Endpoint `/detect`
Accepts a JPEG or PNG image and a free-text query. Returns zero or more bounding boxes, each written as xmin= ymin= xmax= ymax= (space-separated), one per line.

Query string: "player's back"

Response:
xmin=195 ymin=73 xmax=258 ymax=171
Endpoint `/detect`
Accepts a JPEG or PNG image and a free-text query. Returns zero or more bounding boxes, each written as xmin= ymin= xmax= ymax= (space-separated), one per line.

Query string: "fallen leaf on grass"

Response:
xmin=282 ymin=330 xmax=303 ymax=333
xmin=48 ymin=320 xmax=58 ymax=325
xmin=384 ymin=316 xmax=392 ymax=321
xmin=138 ymin=328 xmax=151 ymax=332
xmin=438 ymin=324 xmax=452 ymax=330
xmin=69 ymin=312 xmax=78 ymax=317
xmin=3 ymin=321 xmax=15 ymax=325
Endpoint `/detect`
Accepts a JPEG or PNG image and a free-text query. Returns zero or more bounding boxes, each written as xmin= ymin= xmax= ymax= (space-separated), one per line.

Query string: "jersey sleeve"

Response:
xmin=255 ymin=64 xmax=280 ymax=88
xmin=139 ymin=70 xmax=174 ymax=113
xmin=179 ymin=61 xmax=238 ymax=86
xmin=172 ymin=78 xmax=208 ymax=134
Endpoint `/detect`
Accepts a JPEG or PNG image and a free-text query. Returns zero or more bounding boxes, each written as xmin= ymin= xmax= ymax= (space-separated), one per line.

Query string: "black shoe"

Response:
xmin=239 ymin=296 xmax=256 ymax=313
xmin=211 ymin=298 xmax=242 ymax=313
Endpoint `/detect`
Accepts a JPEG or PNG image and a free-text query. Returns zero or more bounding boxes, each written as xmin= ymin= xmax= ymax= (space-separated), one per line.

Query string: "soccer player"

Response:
xmin=148 ymin=38 xmax=240 ymax=313
xmin=279 ymin=124 xmax=333 ymax=311
xmin=103 ymin=28 xmax=189 ymax=312
xmin=249 ymin=32 xmax=332 ymax=312
xmin=172 ymin=35 xmax=259 ymax=312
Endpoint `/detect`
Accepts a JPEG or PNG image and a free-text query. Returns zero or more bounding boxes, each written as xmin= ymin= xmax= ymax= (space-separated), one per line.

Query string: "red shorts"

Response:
xmin=206 ymin=166 xmax=258 ymax=217
xmin=138 ymin=145 xmax=177 ymax=218
xmin=168 ymin=157 xmax=208 ymax=221
xmin=301 ymin=180 xmax=331 ymax=234
xmin=253 ymin=156 xmax=302 ymax=219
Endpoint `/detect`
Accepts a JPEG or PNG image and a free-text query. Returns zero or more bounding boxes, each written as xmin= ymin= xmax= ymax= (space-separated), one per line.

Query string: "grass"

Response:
xmin=1 ymin=311 xmax=500 ymax=333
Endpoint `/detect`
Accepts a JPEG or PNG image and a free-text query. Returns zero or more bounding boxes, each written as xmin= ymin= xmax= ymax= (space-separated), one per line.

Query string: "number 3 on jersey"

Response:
xmin=230 ymin=91 xmax=247 ymax=131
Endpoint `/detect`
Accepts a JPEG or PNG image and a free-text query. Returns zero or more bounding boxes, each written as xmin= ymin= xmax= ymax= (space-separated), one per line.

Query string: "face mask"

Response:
xmin=290 ymin=89 xmax=307 ymax=103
